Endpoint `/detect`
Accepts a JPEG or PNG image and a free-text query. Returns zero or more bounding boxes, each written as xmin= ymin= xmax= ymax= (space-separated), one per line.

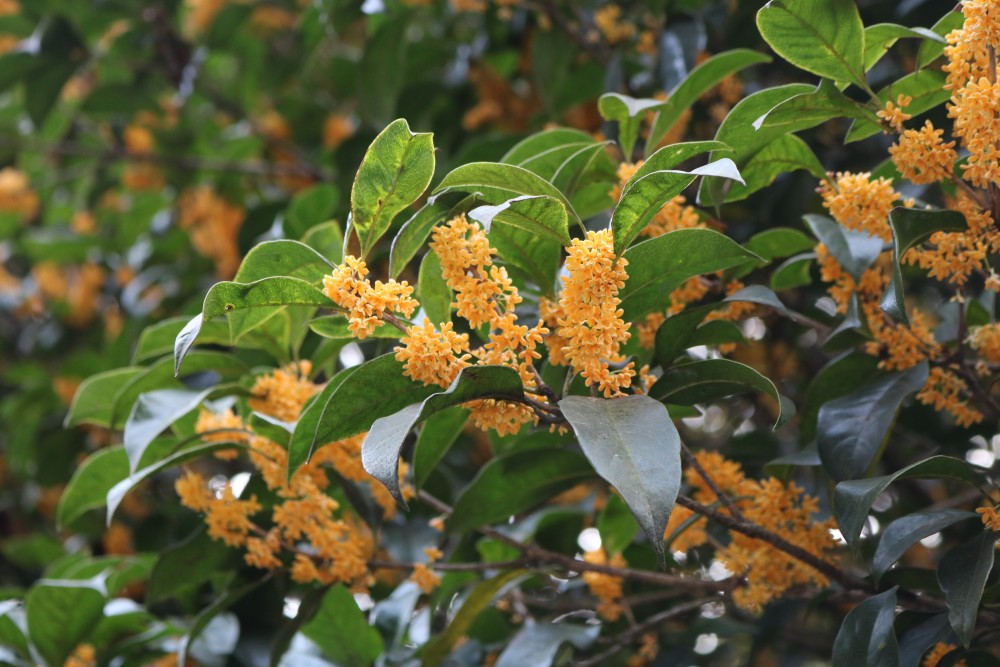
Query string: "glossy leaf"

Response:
xmin=804 ymin=214 xmax=884 ymax=281
xmin=872 ymin=510 xmax=977 ymax=582
xmin=302 ymin=585 xmax=385 ymax=667
xmin=413 ymin=407 xmax=468 ymax=489
xmin=308 ymin=314 xmax=402 ymax=340
xmin=646 ymin=49 xmax=772 ymax=153
xmin=352 ymin=118 xmax=435 ymax=255
xmin=389 ymin=202 xmax=449 ymax=278
xmin=233 ymin=239 xmax=334 ymax=284
xmin=467 ymin=195 xmax=571 ymax=246
xmin=653 ymin=304 xmax=726 ymax=366
xmin=598 ymin=494 xmax=639 ymax=556
xmin=831 ymin=587 xmax=899 ymax=667
xmin=285 ymin=185 xmax=339 ymax=239
xmin=288 ymin=355 xmax=437 ymax=481
xmin=134 ymin=317 xmax=230 ymax=364
xmin=560 ymin=395 xmax=681 ymax=567
xmin=648 ymin=358 xmax=788 ymax=429
xmin=448 ymin=448 xmax=594 ymax=532
xmin=882 ymin=208 xmax=967 ymax=325
xmin=64 ymin=367 xmax=143 ymax=428
xmin=26 ymin=573 xmax=108 ymax=667
xmin=364 ymin=366 xmax=524 ymax=507
xmin=201 ymin=276 xmax=335 ymax=321
xmin=862 ymin=23 xmax=945 ymax=73
xmin=917 ymin=12 xmax=963 ymax=69
xmin=618 ymin=229 xmax=762 ymax=320
xmin=56 ymin=446 xmax=129 ymax=529
xmin=418 ymin=250 xmax=452 ymax=327
xmin=847 ymin=70 xmax=952 ymax=143
xmin=771 ymin=253 xmax=815 ymax=291
xmin=432 ymin=162 xmax=577 ymax=223
xmin=727 ymin=135 xmax=826 ymax=203
xmin=147 ymin=529 xmax=238 ymax=603
xmin=939 ymin=531 xmax=998 ymax=646
xmin=757 ymin=0 xmax=866 ymax=87
xmin=754 ymin=79 xmax=877 ymax=133
xmin=598 ymin=93 xmax=663 ymax=158
xmin=495 ymin=623 xmax=600 ymax=667
xmin=817 ymin=362 xmax=928 ymax=481
xmin=123 ymin=388 xmax=215 ymax=473
xmin=834 ymin=455 xmax=979 ymax=546
xmin=800 ymin=351 xmax=881 ymax=443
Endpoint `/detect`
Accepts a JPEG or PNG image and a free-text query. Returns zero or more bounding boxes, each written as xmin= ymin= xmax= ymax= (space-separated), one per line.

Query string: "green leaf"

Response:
xmin=612 ymin=158 xmax=744 ymax=255
xmin=917 ymin=12 xmax=964 ymax=69
xmin=618 ymin=229 xmax=762 ymax=321
xmin=147 ymin=529 xmax=239 ymax=603
xmin=882 ymin=207 xmax=967 ymax=325
xmin=56 ymin=446 xmax=129 ymax=530
xmin=846 ymin=70 xmax=952 ymax=143
xmin=502 ymin=128 xmax=597 ymax=173
xmin=697 ymin=83 xmax=814 ymax=206
xmin=285 ymin=185 xmax=339 ymax=239
xmin=743 ymin=228 xmax=815 ymax=260
xmin=757 ymin=0 xmax=865 ymax=87
xmin=365 ymin=366 xmax=524 ymax=507
xmin=352 ymin=118 xmax=435 ymax=256
xmin=448 ymin=448 xmax=593 ymax=532
xmin=432 ymin=162 xmax=578 ymax=224
xmin=123 ymin=388 xmax=216 ymax=473
xmin=622 ymin=140 xmax=732 ymax=191
xmin=938 ymin=531 xmax=998 ymax=646
xmin=495 ymin=623 xmax=601 ymax=667
xmin=64 ymin=367 xmax=143 ymax=428
xmin=654 ymin=304 xmax=726 ymax=366
xmin=489 ymin=215 xmax=563 ymax=294
xmin=863 ymin=23 xmax=946 ymax=73
xmin=690 ymin=319 xmax=747 ymax=348
xmin=302 ymin=585 xmax=384 ymax=667
xmin=234 ymin=240 xmax=334 ymax=284
xmin=418 ymin=250 xmax=452 ymax=326
xmin=726 ymin=134 xmax=826 ymax=203
xmin=754 ymin=79 xmax=878 ymax=134
xmin=648 ymin=358 xmax=788 ymax=429
xmin=308 ymin=314 xmax=402 ymax=340
xmin=26 ymin=59 xmax=78 ymax=127
xmin=134 ymin=317 xmax=230 ymax=364
xmin=817 ymin=362 xmax=928 ymax=481
xmin=801 ymin=351 xmax=881 ymax=443
xmin=468 ymin=195 xmax=571 ymax=246
xmin=831 ymin=587 xmax=899 ymax=667
xmin=834 ymin=455 xmax=979 ymax=546
xmin=872 ymin=510 xmax=977 ymax=582
xmin=389 ymin=203 xmax=449 ymax=278
xmin=725 ymin=284 xmax=791 ymax=316
xmin=771 ymin=253 xmax=815 ymax=291
xmin=413 ymin=407 xmax=468 ymax=490
xmin=598 ymin=93 xmax=663 ymax=158
xmin=559 ymin=395 xmax=681 ymax=567
xmin=804 ymin=214 xmax=884 ymax=281
xmin=646 ymin=50 xmax=772 ymax=153
xmin=288 ymin=354 xmax=437 ymax=481
xmin=598 ymin=494 xmax=639 ymax=556
xmin=26 ymin=573 xmax=107 ymax=666
xmin=300 ymin=220 xmax=345 ymax=265
xmin=176 ymin=586 xmax=254 ymax=667
xmin=202 ymin=277 xmax=335 ymax=321
xmin=421 ymin=570 xmax=528 ymax=667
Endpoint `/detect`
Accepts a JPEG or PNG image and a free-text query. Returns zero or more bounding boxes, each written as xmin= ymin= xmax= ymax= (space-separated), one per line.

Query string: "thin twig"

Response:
xmin=681 ymin=444 xmax=745 ymax=520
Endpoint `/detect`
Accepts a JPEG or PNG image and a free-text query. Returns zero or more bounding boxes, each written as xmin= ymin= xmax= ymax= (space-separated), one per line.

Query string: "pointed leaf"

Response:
xmin=559 ymin=395 xmax=681 ymax=567
xmin=468 ymin=195 xmax=571 ymax=246
xmin=496 ymin=623 xmax=601 ymax=667
xmin=917 ymin=12 xmax=963 ymax=69
xmin=726 ymin=135 xmax=826 ymax=203
xmin=863 ymin=23 xmax=946 ymax=73
xmin=754 ymin=79 xmax=877 ymax=133
xmin=364 ymin=366 xmax=524 ymax=507
xmin=352 ymin=118 xmax=435 ymax=255
xmin=757 ymin=0 xmax=866 ymax=87
xmin=834 ymin=455 xmax=979 ymax=546
xmin=26 ymin=575 xmax=108 ymax=667
xmin=64 ymin=367 xmax=144 ymax=428
xmin=831 ymin=587 xmax=899 ymax=667
xmin=872 ymin=510 xmax=977 ymax=582
xmin=939 ymin=531 xmax=998 ymax=647
xmin=302 ymin=585 xmax=384 ymax=667
xmin=56 ymin=446 xmax=129 ymax=530
xmin=817 ymin=362 xmax=928 ymax=481
xmin=389 ymin=202 xmax=450 ymax=278
xmin=432 ymin=162 xmax=578 ymax=223
xmin=598 ymin=93 xmax=663 ymax=158
xmin=233 ymin=239 xmax=334 ymax=284
xmin=413 ymin=407 xmax=469 ymax=490
xmin=805 ymin=214 xmax=884 ymax=281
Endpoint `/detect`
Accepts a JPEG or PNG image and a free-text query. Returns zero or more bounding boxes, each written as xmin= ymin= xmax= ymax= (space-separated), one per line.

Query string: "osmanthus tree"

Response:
xmin=4 ymin=0 xmax=1000 ymax=665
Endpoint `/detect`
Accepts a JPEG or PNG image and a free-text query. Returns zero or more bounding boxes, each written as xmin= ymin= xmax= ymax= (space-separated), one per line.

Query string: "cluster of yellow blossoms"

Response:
xmin=664 ymin=451 xmax=837 ymax=612
xmin=0 ymin=167 xmax=39 ymax=222
xmin=175 ymin=361 xmax=414 ymax=589
xmin=323 ymin=255 xmax=419 ymax=340
xmin=581 ymin=547 xmax=628 ymax=620
xmin=177 ymin=186 xmax=245 ymax=279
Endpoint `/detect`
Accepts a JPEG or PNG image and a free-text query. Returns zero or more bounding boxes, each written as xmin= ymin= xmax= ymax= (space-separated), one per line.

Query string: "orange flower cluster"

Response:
xmin=977 ymin=504 xmax=1000 ymax=530
xmin=889 ymin=121 xmax=957 ymax=184
xmin=177 ymin=186 xmax=245 ymax=278
xmin=196 ymin=407 xmax=248 ymax=460
xmin=664 ymin=451 xmax=836 ymax=612
xmin=63 ymin=644 xmax=96 ymax=667
xmin=322 ymin=113 xmax=356 ymax=150
xmin=594 ymin=5 xmax=636 ymax=45
xmin=917 ymin=366 xmax=984 ymax=428
xmin=923 ymin=643 xmax=966 ymax=667
xmin=183 ymin=0 xmax=228 ymax=37
xmin=818 ymin=172 xmax=898 ymax=242
xmin=969 ymin=323 xmax=1000 ymax=363
xmin=0 ymin=167 xmax=39 ymax=222
xmin=29 ymin=261 xmax=107 ymax=328
xmin=876 ymin=94 xmax=912 ymax=132
xmin=556 ymin=229 xmax=635 ymax=396
xmin=248 ymin=361 xmax=319 ymax=423
xmin=409 ymin=546 xmax=443 ymax=593
xmin=581 ymin=548 xmax=627 ymax=620
xmin=323 ymin=255 xmax=418 ymax=340
xmin=396 ymin=320 xmax=471 ymax=388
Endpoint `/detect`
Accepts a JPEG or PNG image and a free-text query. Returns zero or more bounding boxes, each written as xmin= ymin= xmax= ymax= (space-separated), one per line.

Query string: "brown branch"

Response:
xmin=681 ymin=444 xmax=745 ymax=521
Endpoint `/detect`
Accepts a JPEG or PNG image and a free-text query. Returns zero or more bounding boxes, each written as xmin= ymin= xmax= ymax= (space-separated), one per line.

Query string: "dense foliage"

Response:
xmin=2 ymin=0 xmax=1000 ymax=665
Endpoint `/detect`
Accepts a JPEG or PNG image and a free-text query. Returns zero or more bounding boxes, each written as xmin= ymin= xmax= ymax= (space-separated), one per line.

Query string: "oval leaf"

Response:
xmin=872 ymin=510 xmax=977 ymax=582
xmin=831 ymin=587 xmax=899 ymax=667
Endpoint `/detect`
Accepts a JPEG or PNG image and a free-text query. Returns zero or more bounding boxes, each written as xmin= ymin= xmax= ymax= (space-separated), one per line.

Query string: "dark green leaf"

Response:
xmin=288 ymin=355 xmax=437 ymax=481
xmin=618 ymin=229 xmax=762 ymax=320
xmin=389 ymin=203 xmax=449 ymax=278
xmin=598 ymin=494 xmax=639 ymax=556
xmin=690 ymin=319 xmax=747 ymax=348
xmin=882 ymin=208 xmax=967 ymax=325
xmin=432 ymin=162 xmax=577 ymax=224
xmin=26 ymin=573 xmax=107 ymax=666
xmin=646 ymin=50 xmax=772 ymax=153
xmin=560 ymin=395 xmax=681 ymax=567
xmin=817 ymin=362 xmax=928 ymax=481
xmin=917 ymin=12 xmax=963 ymax=69
xmin=302 ymin=585 xmax=384 ymax=667
xmin=725 ymin=284 xmax=791 ymax=316
xmin=834 ymin=455 xmax=979 ymax=546
xmin=56 ymin=446 xmax=129 ymax=530
xmin=754 ymin=79 xmax=877 ymax=133
xmin=448 ymin=448 xmax=593 ymax=532
xmin=123 ymin=388 xmax=215 ymax=473
xmin=745 ymin=227 xmax=816 ymax=261
xmin=804 ymin=214 xmax=884 ymax=281
xmin=725 ymin=135 xmax=827 ymax=202
xmin=64 ymin=367 xmax=143 ymax=428
xmin=413 ymin=407 xmax=469 ymax=490
xmin=418 ymin=251 xmax=452 ymax=326
xmin=364 ymin=366 xmax=524 ymax=507
xmin=147 ymin=529 xmax=239 ymax=603
xmin=495 ymin=623 xmax=600 ymax=667
xmin=801 ymin=351 xmax=881 ymax=443
xmin=421 ymin=570 xmax=528 ymax=667
xmin=939 ymin=531 xmax=998 ymax=646
xmin=872 ymin=510 xmax=977 ymax=582
xmin=308 ymin=314 xmax=402 ymax=340
xmin=648 ymin=358 xmax=788 ymax=429
xmin=831 ymin=587 xmax=899 ymax=667
xmin=352 ymin=118 xmax=435 ymax=255
xmin=771 ymin=253 xmax=815 ymax=291
xmin=300 ymin=220 xmax=344 ymax=265
xmin=757 ymin=0 xmax=865 ymax=86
